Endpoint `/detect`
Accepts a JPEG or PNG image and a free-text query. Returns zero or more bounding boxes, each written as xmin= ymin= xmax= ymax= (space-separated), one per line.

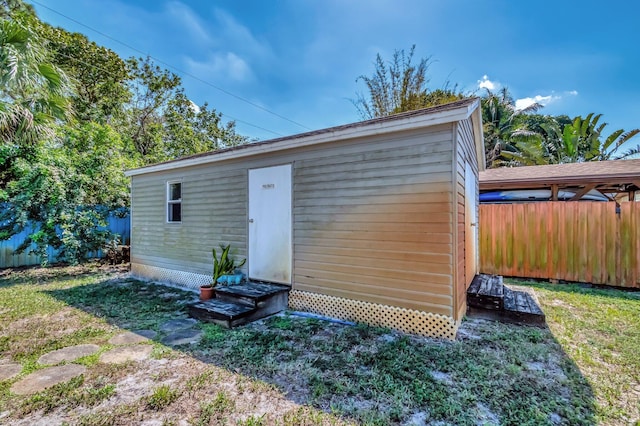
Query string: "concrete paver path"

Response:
xmin=109 ymin=330 xmax=157 ymax=345
xmin=160 ymin=329 xmax=202 ymax=346
xmin=99 ymin=345 xmax=153 ymax=364
xmin=37 ymin=344 xmax=100 ymax=365
xmin=159 ymin=318 xmax=196 ymax=333
xmin=10 ymin=364 xmax=87 ymax=395
xmin=0 ymin=363 xmax=22 ymax=381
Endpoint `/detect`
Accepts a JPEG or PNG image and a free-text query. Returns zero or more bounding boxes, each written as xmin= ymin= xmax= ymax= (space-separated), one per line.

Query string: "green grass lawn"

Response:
xmin=520 ymin=280 xmax=640 ymax=425
xmin=0 ymin=264 xmax=638 ymax=425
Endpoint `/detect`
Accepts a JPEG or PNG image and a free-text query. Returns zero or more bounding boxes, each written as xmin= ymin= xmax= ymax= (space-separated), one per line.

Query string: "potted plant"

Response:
xmin=199 ymin=283 xmax=215 ymax=300
xmin=200 ymin=244 xmax=246 ymax=300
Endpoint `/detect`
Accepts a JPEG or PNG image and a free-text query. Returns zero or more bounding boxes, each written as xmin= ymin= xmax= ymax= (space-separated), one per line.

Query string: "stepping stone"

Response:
xmin=160 ymin=329 xmax=202 ymax=346
xmin=37 ymin=344 xmax=100 ymax=365
xmin=109 ymin=330 xmax=157 ymax=345
xmin=99 ymin=345 xmax=153 ymax=364
xmin=10 ymin=364 xmax=86 ymax=395
xmin=159 ymin=318 xmax=196 ymax=333
xmin=0 ymin=363 xmax=22 ymax=381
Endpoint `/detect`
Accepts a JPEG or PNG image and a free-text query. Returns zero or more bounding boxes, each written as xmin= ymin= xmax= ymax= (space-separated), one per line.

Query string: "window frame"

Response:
xmin=166 ymin=181 xmax=182 ymax=223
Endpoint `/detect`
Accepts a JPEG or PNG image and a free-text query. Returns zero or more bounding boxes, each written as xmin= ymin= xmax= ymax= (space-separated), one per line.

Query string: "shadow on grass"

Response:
xmin=0 ymin=263 xmax=128 ymax=289
xmin=43 ymin=277 xmax=598 ymax=426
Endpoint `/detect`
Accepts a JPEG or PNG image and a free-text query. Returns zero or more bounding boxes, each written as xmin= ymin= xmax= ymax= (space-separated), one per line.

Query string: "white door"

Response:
xmin=248 ymin=164 xmax=292 ymax=284
xmin=465 ymin=161 xmax=479 ymax=283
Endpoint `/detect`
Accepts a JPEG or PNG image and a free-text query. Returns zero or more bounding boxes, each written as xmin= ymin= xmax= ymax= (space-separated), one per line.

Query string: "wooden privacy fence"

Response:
xmin=479 ymin=202 xmax=640 ymax=288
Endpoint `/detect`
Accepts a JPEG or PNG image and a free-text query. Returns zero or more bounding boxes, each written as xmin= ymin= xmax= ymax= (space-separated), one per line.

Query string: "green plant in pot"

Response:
xmin=213 ymin=244 xmax=246 ymax=284
xmin=201 ymin=244 xmax=246 ymax=300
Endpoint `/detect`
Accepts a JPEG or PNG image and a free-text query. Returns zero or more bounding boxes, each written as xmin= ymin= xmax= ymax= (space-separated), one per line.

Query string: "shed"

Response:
xmin=125 ymin=98 xmax=485 ymax=339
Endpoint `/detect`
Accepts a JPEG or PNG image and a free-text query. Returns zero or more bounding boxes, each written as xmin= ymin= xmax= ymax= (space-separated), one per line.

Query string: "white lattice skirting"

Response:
xmin=131 ymin=264 xmax=459 ymax=339
xmin=131 ymin=263 xmax=211 ymax=290
xmin=289 ymin=289 xmax=459 ymax=340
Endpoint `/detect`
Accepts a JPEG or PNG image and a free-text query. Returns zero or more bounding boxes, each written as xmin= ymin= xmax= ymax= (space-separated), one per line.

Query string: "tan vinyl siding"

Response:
xmin=131 ymin=166 xmax=248 ymax=277
xmin=292 ymin=126 xmax=455 ymax=317
xmin=130 ymin=124 xmax=458 ymax=317
xmin=453 ymin=117 xmax=479 ymax=320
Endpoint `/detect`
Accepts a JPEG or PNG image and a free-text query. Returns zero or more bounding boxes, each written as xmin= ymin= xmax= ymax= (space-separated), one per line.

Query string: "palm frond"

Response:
xmin=602 ymin=129 xmax=625 ymax=151
xmin=511 ymin=128 xmax=540 ymax=138
xmin=516 ymin=102 xmax=544 ymax=114
xmin=618 ymin=129 xmax=640 ymax=145
xmin=614 ymin=144 xmax=640 ymax=159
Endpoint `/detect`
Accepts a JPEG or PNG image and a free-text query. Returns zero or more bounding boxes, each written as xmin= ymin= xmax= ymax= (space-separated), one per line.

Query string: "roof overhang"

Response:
xmin=125 ymin=98 xmax=484 ymax=177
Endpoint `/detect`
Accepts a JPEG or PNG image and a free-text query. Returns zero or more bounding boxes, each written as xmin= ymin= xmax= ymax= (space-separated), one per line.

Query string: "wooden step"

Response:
xmin=467 ymin=274 xmax=504 ymax=310
xmin=188 ymin=282 xmax=291 ymax=329
xmin=214 ymin=282 xmax=290 ymax=308
xmin=188 ymin=299 xmax=256 ymax=328
xmin=502 ymin=287 xmax=546 ymax=325
xmin=467 ymin=274 xmax=546 ymax=327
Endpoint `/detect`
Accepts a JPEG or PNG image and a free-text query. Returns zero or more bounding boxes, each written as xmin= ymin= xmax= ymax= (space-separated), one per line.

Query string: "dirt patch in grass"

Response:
xmin=2 ymin=265 xmax=636 ymax=425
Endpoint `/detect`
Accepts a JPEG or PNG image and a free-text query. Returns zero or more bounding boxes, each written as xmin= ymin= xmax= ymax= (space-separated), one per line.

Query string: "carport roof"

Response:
xmin=480 ymin=159 xmax=640 ymax=192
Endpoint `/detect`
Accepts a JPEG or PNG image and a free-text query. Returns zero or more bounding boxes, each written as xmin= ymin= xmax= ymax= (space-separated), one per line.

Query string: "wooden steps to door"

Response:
xmin=188 ymin=282 xmax=290 ymax=328
xmin=467 ymin=274 xmax=546 ymax=326
xmin=467 ymin=274 xmax=505 ymax=310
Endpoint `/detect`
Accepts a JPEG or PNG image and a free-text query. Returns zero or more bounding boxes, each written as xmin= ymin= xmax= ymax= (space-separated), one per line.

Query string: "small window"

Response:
xmin=167 ymin=182 xmax=182 ymax=223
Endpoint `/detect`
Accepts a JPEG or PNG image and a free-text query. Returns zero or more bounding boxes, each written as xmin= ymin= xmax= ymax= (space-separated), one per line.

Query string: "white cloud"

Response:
xmin=515 ymin=94 xmax=560 ymax=111
xmin=478 ymin=75 xmax=499 ymax=91
xmin=178 ymin=7 xmax=274 ymax=86
xmin=186 ymin=52 xmax=253 ymax=82
xmin=567 ymin=90 xmax=578 ymax=96
xmin=212 ymin=8 xmax=273 ymax=59
xmin=188 ymin=100 xmax=201 ymax=113
xmin=165 ymin=1 xmax=212 ymax=45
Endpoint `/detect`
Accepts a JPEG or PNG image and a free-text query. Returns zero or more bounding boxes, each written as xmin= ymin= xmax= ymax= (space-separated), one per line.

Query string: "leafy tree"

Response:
xmin=0 ymin=0 xmax=33 ymax=18
xmin=0 ymin=123 xmax=132 ymax=264
xmin=0 ymin=3 xmax=123 ymax=264
xmin=60 ymin=122 xmax=133 ymax=209
xmin=354 ymin=45 xmax=466 ymax=119
xmin=164 ymin=91 xmax=248 ymax=159
xmin=121 ymin=56 xmax=248 ymax=164
xmin=120 ymin=56 xmax=180 ymax=163
xmin=0 ymin=3 xmax=250 ymax=264
xmin=0 ymin=5 xmax=73 ymax=196
xmin=38 ymin=23 xmax=130 ymax=123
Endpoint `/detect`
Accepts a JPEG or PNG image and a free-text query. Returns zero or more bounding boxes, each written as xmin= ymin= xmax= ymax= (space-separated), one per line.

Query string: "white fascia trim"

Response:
xmin=470 ymin=107 xmax=486 ymax=171
xmin=125 ymin=99 xmax=480 ymax=177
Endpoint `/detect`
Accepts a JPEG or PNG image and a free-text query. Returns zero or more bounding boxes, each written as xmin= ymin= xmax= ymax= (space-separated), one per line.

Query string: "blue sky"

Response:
xmin=33 ymin=0 xmax=640 ymax=149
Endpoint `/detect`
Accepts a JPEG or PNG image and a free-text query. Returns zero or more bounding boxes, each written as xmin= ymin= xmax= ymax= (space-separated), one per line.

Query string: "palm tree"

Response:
xmin=541 ymin=114 xmax=640 ymax=163
xmin=0 ymin=14 xmax=72 ymax=146
xmin=498 ymin=130 xmax=549 ymax=166
xmin=481 ymin=88 xmax=543 ymax=168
